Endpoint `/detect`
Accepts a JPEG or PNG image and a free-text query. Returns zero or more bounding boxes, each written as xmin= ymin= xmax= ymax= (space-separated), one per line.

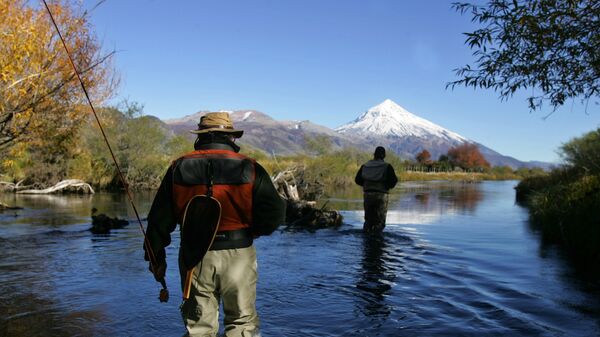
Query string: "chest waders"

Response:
xmin=180 ymin=160 xmax=221 ymax=301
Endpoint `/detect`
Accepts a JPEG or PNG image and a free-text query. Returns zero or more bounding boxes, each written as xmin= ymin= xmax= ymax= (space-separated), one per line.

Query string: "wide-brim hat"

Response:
xmin=190 ymin=112 xmax=243 ymax=138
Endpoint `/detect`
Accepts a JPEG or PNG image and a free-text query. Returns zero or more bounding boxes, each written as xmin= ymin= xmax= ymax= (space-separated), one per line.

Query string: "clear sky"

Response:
xmin=80 ymin=0 xmax=598 ymax=163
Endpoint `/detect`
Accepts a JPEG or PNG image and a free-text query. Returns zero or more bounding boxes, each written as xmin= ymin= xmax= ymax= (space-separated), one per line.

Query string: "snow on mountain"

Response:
xmin=336 ymin=99 xmax=467 ymax=143
xmin=161 ymin=102 xmax=551 ymax=169
xmin=242 ymin=111 xmax=253 ymax=121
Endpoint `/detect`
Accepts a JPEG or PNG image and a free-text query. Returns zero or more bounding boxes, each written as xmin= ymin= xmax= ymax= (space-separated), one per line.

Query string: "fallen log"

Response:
xmin=272 ymin=167 xmax=342 ymax=229
xmin=272 ymin=170 xmax=300 ymax=201
xmin=17 ymin=179 xmax=95 ymax=194
xmin=272 ymin=166 xmax=324 ymax=201
xmin=0 ymin=180 xmax=31 ymax=193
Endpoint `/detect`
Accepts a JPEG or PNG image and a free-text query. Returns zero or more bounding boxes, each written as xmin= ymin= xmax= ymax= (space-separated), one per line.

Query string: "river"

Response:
xmin=0 ymin=181 xmax=599 ymax=337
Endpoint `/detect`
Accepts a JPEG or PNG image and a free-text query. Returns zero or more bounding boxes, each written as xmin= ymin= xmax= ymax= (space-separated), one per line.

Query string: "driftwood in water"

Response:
xmin=17 ymin=179 xmax=95 ymax=195
xmin=90 ymin=208 xmax=129 ymax=234
xmin=0 ymin=202 xmax=23 ymax=211
xmin=272 ymin=166 xmax=324 ymax=201
xmin=0 ymin=180 xmax=32 ymax=193
xmin=272 ymin=170 xmax=300 ymax=201
xmin=272 ymin=167 xmax=342 ymax=229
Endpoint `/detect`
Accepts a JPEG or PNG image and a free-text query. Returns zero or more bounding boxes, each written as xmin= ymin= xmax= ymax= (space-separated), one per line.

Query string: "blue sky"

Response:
xmin=81 ymin=0 xmax=598 ymax=163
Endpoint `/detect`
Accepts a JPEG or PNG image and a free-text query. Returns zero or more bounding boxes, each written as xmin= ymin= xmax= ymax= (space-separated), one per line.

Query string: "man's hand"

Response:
xmin=149 ymin=260 xmax=167 ymax=282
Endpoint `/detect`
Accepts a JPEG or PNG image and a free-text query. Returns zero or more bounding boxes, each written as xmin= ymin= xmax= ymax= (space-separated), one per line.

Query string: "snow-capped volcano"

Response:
xmin=336 ymin=99 xmax=467 ymax=143
xmin=162 ymin=100 xmax=550 ymax=168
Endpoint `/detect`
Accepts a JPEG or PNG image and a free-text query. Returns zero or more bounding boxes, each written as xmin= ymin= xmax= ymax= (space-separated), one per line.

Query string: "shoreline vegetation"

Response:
xmin=516 ymin=128 xmax=600 ymax=266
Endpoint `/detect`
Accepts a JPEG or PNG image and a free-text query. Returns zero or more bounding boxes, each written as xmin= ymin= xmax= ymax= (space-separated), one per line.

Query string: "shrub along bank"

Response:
xmin=516 ymin=128 xmax=600 ymax=263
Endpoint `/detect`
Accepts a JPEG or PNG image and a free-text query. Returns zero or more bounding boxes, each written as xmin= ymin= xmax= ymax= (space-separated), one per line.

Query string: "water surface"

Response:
xmin=0 ymin=181 xmax=598 ymax=336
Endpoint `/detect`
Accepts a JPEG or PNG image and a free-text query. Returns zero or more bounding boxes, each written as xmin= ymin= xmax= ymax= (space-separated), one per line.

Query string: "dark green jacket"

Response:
xmin=355 ymin=159 xmax=398 ymax=193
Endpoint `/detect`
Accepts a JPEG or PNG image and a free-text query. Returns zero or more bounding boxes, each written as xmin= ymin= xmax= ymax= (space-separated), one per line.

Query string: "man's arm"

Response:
xmin=355 ymin=165 xmax=364 ymax=186
xmin=386 ymin=164 xmax=398 ymax=190
xmin=251 ymin=163 xmax=286 ymax=237
xmin=145 ymin=165 xmax=178 ymax=263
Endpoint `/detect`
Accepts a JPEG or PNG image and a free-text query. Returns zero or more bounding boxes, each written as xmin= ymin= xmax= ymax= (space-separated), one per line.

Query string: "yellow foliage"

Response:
xmin=0 ymin=0 xmax=117 ymax=152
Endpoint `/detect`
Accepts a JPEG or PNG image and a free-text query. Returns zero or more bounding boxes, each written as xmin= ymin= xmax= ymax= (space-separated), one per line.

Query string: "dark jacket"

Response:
xmin=355 ymin=159 xmax=398 ymax=193
xmin=145 ymin=142 xmax=286 ymax=263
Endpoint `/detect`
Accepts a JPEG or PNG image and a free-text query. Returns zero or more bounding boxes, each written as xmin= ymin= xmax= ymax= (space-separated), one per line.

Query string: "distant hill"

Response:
xmin=165 ymin=110 xmax=360 ymax=155
xmin=163 ymin=100 xmax=553 ymax=169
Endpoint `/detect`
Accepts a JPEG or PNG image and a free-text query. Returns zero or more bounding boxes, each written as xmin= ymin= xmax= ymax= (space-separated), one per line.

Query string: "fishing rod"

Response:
xmin=41 ymin=0 xmax=169 ymax=302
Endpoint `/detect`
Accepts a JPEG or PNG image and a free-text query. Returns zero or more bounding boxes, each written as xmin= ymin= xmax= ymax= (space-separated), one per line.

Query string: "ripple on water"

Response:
xmin=2 ymin=183 xmax=600 ymax=336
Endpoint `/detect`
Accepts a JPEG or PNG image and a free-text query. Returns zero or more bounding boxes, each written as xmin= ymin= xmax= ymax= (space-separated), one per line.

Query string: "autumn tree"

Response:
xmin=61 ymin=103 xmax=193 ymax=190
xmin=0 ymin=0 xmax=116 ymax=183
xmin=0 ymin=0 xmax=116 ymax=167
xmin=415 ymin=149 xmax=432 ymax=165
xmin=448 ymin=0 xmax=600 ymax=111
xmin=447 ymin=143 xmax=490 ymax=170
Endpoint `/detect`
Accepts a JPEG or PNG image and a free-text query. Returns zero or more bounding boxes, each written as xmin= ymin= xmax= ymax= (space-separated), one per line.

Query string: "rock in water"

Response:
xmin=90 ymin=208 xmax=129 ymax=234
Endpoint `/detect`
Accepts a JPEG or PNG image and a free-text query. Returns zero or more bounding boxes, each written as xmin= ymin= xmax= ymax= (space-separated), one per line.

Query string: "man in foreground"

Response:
xmin=355 ymin=146 xmax=398 ymax=233
xmin=145 ymin=112 xmax=285 ymax=336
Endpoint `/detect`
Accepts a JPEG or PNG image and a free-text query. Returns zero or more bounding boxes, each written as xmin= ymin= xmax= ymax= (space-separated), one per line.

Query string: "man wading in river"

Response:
xmin=355 ymin=146 xmax=398 ymax=233
xmin=145 ymin=112 xmax=285 ymax=337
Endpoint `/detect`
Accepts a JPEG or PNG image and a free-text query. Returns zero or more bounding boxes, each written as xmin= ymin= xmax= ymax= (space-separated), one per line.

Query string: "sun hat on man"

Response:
xmin=190 ymin=112 xmax=243 ymax=138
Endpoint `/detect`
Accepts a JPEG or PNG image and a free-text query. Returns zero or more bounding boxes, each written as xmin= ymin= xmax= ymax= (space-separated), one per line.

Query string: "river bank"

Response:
xmin=515 ymin=128 xmax=600 ymax=267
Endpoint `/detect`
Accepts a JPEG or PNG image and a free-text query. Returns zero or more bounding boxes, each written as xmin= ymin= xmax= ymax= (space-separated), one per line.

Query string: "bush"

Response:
xmin=516 ymin=127 xmax=600 ymax=263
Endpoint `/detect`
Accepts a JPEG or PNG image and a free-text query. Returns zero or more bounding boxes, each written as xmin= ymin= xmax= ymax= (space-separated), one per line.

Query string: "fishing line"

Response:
xmin=41 ymin=0 xmax=168 ymax=301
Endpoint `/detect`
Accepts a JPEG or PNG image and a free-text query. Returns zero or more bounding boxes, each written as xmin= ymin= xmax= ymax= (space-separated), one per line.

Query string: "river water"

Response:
xmin=0 ymin=181 xmax=599 ymax=337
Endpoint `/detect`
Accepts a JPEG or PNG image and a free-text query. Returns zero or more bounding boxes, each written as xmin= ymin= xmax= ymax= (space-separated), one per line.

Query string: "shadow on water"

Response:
xmin=0 ymin=288 xmax=108 ymax=337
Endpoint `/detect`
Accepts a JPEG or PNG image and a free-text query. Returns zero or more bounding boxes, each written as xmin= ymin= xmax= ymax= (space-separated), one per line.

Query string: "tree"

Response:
xmin=79 ymin=103 xmax=192 ymax=189
xmin=437 ymin=154 xmax=452 ymax=171
xmin=447 ymin=143 xmax=490 ymax=170
xmin=416 ymin=149 xmax=432 ymax=165
xmin=560 ymin=127 xmax=600 ymax=174
xmin=0 ymin=0 xmax=116 ymax=153
xmin=448 ymin=0 xmax=600 ymax=111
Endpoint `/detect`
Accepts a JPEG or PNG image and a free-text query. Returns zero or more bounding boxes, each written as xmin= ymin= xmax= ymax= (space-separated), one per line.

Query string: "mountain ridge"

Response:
xmin=162 ymin=100 xmax=552 ymax=169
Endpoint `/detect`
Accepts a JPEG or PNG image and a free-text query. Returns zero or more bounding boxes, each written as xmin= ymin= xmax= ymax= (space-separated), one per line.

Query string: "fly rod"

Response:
xmin=41 ymin=0 xmax=168 ymax=302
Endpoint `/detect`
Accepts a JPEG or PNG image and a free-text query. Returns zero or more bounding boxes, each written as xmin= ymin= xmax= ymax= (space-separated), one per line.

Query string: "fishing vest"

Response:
xmin=361 ymin=160 xmax=390 ymax=193
xmin=172 ymin=149 xmax=255 ymax=232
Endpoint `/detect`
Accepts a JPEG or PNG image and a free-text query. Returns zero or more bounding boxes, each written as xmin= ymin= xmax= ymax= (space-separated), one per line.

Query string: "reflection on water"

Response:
xmin=413 ymin=183 xmax=483 ymax=213
xmin=1 ymin=182 xmax=600 ymax=337
xmin=329 ymin=181 xmax=485 ymax=226
xmin=356 ymin=233 xmax=393 ymax=319
xmin=327 ymin=181 xmax=483 ymax=212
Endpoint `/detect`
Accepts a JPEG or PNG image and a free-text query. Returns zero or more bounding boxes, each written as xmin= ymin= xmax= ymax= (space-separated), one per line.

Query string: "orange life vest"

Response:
xmin=171 ymin=149 xmax=255 ymax=232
